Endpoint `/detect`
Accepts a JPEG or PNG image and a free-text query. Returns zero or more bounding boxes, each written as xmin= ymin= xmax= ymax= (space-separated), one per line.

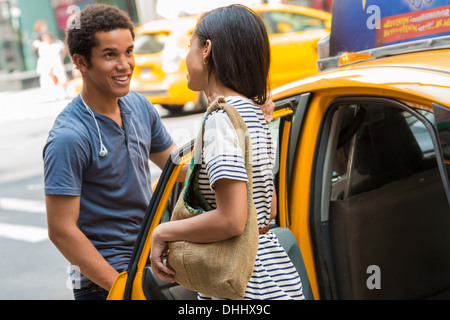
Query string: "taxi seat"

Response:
xmin=330 ymin=167 xmax=450 ymax=299
xmin=271 ymin=227 xmax=314 ymax=300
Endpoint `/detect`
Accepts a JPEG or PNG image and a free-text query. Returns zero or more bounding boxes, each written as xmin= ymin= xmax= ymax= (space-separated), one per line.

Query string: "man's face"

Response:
xmin=81 ymin=28 xmax=135 ymax=99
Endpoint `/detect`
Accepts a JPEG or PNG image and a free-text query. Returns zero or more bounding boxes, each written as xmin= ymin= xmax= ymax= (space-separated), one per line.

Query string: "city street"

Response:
xmin=0 ymin=88 xmax=203 ymax=299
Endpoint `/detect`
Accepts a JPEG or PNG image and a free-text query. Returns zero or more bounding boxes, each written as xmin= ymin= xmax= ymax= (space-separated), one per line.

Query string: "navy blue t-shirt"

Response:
xmin=43 ymin=91 xmax=173 ymax=288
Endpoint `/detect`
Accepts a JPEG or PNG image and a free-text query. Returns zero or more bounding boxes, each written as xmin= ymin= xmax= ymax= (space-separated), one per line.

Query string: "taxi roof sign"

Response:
xmin=318 ymin=0 xmax=450 ymax=70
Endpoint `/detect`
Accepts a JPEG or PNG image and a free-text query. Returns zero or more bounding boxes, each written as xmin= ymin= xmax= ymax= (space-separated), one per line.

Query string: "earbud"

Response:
xmin=81 ymin=97 xmax=108 ymax=159
xmin=99 ymin=144 xmax=108 ymax=158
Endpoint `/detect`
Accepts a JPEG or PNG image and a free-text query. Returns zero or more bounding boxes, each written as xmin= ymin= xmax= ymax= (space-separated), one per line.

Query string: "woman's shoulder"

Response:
xmin=225 ymin=96 xmax=267 ymax=127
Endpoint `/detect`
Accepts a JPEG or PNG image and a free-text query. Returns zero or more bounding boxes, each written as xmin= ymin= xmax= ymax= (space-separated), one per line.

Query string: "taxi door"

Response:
xmin=106 ymin=99 xmax=308 ymax=300
xmin=294 ymin=92 xmax=450 ymax=300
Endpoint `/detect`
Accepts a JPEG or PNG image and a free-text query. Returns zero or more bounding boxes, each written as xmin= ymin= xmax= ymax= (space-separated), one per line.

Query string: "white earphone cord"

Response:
xmin=84 ymin=106 xmax=108 ymax=157
xmin=81 ymin=97 xmax=151 ymax=197
xmin=131 ymin=119 xmax=152 ymax=197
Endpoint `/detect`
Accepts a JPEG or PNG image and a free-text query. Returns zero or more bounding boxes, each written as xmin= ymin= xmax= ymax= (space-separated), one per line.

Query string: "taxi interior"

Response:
xmin=315 ymin=99 xmax=450 ymax=299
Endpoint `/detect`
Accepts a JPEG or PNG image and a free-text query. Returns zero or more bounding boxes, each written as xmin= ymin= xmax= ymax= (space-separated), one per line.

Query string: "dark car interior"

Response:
xmin=325 ymin=101 xmax=450 ymax=299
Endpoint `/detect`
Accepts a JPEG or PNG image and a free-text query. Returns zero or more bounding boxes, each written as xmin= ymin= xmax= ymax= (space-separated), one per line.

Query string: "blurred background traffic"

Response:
xmin=0 ymin=0 xmax=332 ymax=109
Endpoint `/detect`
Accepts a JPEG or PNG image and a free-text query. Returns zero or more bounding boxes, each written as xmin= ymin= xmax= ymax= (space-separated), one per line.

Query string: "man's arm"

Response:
xmin=46 ymin=195 xmax=118 ymax=291
xmin=149 ymin=142 xmax=187 ymax=182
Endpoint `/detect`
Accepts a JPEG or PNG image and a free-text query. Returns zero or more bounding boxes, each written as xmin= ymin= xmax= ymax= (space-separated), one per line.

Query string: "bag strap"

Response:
xmin=182 ymin=97 xmax=253 ymax=213
xmin=193 ymin=96 xmax=253 ymax=180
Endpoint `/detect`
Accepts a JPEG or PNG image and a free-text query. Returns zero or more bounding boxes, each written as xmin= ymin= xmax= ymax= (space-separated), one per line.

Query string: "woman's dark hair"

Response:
xmin=195 ymin=5 xmax=271 ymax=105
xmin=66 ymin=4 xmax=135 ymax=67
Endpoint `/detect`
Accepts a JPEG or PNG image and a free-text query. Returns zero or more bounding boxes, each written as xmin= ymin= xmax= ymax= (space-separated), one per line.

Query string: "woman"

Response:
xmin=150 ymin=4 xmax=304 ymax=300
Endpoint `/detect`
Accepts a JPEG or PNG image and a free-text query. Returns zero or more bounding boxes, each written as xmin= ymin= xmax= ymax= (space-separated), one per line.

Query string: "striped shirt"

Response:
xmin=197 ymin=96 xmax=304 ymax=300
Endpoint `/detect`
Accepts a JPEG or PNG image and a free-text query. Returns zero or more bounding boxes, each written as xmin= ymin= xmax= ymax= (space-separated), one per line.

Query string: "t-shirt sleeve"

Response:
xmin=146 ymin=100 xmax=174 ymax=154
xmin=43 ymin=127 xmax=89 ymax=196
xmin=203 ymin=110 xmax=248 ymax=189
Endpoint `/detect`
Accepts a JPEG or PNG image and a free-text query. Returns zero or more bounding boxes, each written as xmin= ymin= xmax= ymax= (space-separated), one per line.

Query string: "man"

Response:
xmin=44 ymin=3 xmax=275 ymax=300
xmin=44 ymin=4 xmax=176 ymax=300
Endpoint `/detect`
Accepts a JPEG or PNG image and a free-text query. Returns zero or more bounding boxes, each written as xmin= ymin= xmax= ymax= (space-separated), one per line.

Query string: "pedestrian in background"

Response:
xmin=36 ymin=32 xmax=69 ymax=100
xmin=30 ymin=20 xmax=49 ymax=57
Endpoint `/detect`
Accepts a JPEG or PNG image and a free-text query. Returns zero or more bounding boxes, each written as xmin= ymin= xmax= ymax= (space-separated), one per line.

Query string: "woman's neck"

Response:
xmin=204 ymin=79 xmax=246 ymax=105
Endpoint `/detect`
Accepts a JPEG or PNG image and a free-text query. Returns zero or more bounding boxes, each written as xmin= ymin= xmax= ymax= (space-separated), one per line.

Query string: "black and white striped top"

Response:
xmin=197 ymin=96 xmax=304 ymax=300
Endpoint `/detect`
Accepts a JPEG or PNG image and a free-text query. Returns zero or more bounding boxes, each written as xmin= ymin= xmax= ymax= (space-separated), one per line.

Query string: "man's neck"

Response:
xmin=81 ymin=89 xmax=123 ymax=127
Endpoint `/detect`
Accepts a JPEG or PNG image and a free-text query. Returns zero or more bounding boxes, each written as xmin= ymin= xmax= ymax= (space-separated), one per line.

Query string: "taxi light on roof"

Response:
xmin=339 ymin=52 xmax=374 ymax=66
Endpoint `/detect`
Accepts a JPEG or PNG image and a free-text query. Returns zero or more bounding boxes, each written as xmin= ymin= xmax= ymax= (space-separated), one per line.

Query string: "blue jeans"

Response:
xmin=73 ymin=283 xmax=109 ymax=300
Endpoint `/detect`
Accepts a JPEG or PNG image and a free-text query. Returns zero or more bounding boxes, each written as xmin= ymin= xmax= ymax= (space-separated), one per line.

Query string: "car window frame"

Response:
xmin=433 ymin=102 xmax=450 ymax=188
xmin=310 ymin=96 xmax=450 ymax=299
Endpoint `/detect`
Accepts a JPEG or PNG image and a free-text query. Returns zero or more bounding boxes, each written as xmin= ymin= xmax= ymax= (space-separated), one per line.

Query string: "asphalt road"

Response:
xmin=0 ymin=88 xmax=203 ymax=300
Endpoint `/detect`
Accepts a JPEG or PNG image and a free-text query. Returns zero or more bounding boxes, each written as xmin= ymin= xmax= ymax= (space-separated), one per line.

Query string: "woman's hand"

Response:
xmin=150 ymin=225 xmax=176 ymax=282
xmin=149 ymin=179 xmax=247 ymax=283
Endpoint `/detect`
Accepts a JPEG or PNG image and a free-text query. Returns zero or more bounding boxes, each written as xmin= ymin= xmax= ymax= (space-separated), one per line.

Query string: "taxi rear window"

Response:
xmin=134 ymin=32 xmax=169 ymax=54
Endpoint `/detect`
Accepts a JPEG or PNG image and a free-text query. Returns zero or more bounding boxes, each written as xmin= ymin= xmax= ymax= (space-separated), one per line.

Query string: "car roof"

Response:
xmin=136 ymin=16 xmax=198 ymax=34
xmin=136 ymin=3 xmax=331 ymax=35
xmin=272 ymin=48 xmax=450 ymax=108
xmin=251 ymin=3 xmax=331 ymax=21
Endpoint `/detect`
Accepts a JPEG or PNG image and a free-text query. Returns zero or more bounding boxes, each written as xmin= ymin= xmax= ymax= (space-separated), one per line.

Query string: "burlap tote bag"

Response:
xmin=166 ymin=97 xmax=259 ymax=299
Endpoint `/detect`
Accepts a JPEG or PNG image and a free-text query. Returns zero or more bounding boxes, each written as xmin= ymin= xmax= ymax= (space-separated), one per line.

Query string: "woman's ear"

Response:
xmin=72 ymin=53 xmax=88 ymax=74
xmin=203 ymin=39 xmax=212 ymax=61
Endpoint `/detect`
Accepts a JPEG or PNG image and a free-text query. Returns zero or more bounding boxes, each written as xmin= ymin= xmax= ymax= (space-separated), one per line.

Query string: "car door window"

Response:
xmin=134 ymin=32 xmax=169 ymax=54
xmin=433 ymin=103 xmax=450 ymax=182
xmin=329 ymin=104 xmax=441 ymax=200
xmin=260 ymin=11 xmax=325 ymax=34
xmin=315 ymin=98 xmax=450 ymax=300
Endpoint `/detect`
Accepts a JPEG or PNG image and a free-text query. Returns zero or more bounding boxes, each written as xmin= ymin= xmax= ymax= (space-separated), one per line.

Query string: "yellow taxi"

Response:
xmin=131 ymin=3 xmax=331 ymax=112
xmin=108 ymin=0 xmax=450 ymax=300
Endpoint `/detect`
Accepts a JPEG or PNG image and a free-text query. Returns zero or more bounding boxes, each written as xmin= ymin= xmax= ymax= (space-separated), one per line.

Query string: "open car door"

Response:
xmin=106 ymin=98 xmax=313 ymax=300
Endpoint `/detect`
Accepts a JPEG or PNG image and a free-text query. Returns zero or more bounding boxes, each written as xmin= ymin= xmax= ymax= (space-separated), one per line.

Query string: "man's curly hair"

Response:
xmin=66 ymin=4 xmax=135 ymax=67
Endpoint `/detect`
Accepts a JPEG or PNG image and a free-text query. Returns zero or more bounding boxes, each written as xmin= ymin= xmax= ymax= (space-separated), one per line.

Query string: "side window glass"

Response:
xmin=134 ymin=32 xmax=169 ymax=54
xmin=268 ymin=118 xmax=281 ymax=176
xmin=433 ymin=103 xmax=450 ymax=181
xmin=330 ymin=103 xmax=446 ymax=201
xmin=260 ymin=11 xmax=325 ymax=34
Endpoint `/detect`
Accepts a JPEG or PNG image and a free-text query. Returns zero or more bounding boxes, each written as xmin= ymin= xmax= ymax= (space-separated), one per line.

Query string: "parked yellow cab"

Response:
xmin=131 ymin=16 xmax=198 ymax=111
xmin=108 ymin=0 xmax=450 ymax=300
xmin=131 ymin=3 xmax=331 ymax=112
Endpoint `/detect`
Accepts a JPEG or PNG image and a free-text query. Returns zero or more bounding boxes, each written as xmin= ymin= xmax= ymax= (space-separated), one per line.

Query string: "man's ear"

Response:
xmin=72 ymin=53 xmax=89 ymax=74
